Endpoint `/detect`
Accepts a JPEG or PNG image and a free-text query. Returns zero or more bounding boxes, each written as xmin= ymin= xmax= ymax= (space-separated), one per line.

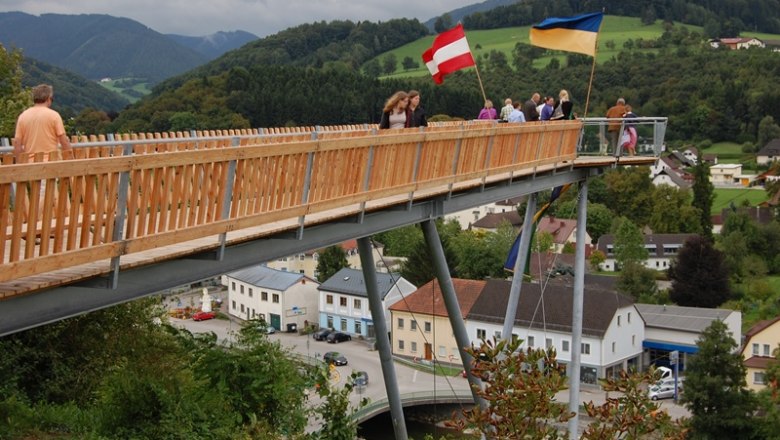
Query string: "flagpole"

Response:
xmin=473 ymin=62 xmax=488 ymax=105
xmin=582 ymin=12 xmax=604 ymax=118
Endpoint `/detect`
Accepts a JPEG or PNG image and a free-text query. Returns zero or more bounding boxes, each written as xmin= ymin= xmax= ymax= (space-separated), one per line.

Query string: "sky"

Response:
xmin=2 ymin=0 xmax=478 ymax=37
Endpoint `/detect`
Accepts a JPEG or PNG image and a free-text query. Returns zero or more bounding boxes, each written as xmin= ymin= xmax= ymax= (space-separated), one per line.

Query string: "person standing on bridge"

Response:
xmin=406 ymin=90 xmax=427 ymax=128
xmin=477 ymin=99 xmax=497 ymax=120
xmin=379 ymin=91 xmax=411 ymax=129
xmin=13 ymin=84 xmax=72 ymax=161
xmin=606 ymin=97 xmax=627 ymax=153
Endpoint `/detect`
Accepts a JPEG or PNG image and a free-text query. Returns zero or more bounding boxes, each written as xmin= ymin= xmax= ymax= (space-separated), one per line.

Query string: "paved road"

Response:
xmin=172 ymin=316 xmax=690 ymax=425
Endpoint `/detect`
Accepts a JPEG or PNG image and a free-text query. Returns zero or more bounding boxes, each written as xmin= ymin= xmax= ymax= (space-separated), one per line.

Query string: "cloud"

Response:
xmin=3 ymin=0 xmax=474 ymax=37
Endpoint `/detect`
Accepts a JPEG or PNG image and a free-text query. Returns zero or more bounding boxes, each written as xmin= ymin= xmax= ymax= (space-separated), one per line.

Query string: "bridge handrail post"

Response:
xmin=532 ymin=123 xmax=547 ymax=177
xmin=481 ymin=123 xmax=496 ymax=189
xmin=358 ymin=129 xmax=377 ymax=221
xmin=1 ymin=138 xmax=16 ymax=209
xmin=216 ymin=137 xmax=241 ymax=260
xmin=296 ymin=131 xmax=317 ymax=239
xmin=108 ymin=135 xmax=134 ymax=289
xmin=448 ymin=125 xmax=465 ymax=196
xmin=408 ymin=126 xmax=425 ymax=209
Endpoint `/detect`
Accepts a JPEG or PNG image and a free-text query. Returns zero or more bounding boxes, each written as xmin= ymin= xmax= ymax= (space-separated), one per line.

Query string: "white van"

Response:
xmin=655 ymin=366 xmax=673 ymax=380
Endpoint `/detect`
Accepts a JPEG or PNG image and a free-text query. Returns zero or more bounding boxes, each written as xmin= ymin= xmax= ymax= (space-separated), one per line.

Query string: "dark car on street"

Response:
xmin=326 ymin=331 xmax=352 ymax=343
xmin=323 ymin=351 xmax=348 ymax=366
xmin=355 ymin=371 xmax=369 ymax=386
xmin=313 ymin=328 xmax=333 ymax=341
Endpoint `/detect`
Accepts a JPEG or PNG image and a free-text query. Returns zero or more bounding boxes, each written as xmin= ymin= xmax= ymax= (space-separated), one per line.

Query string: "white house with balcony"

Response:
xmin=223 ymin=265 xmax=319 ymax=332
xmin=710 ymin=164 xmax=743 ymax=185
xmin=317 ymin=267 xmax=416 ymax=339
xmin=465 ymin=279 xmax=645 ymax=384
xmin=596 ymin=233 xmax=696 ymax=271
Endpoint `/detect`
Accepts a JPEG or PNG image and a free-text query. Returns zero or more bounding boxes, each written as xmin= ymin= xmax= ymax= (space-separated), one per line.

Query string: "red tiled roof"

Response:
xmin=745 ymin=316 xmax=780 ymax=342
xmin=388 ymin=278 xmax=486 ymax=318
xmin=472 ymin=211 xmax=523 ymax=229
xmin=745 ymin=356 xmax=777 ymax=369
xmin=537 ymin=216 xmax=578 ymax=244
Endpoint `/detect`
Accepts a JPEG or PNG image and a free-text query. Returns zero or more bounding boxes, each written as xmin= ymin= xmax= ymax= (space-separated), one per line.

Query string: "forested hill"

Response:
xmin=422 ymin=0 xmax=516 ymax=30
xmin=166 ymin=31 xmax=259 ymax=60
xmin=21 ymin=58 xmax=129 ymax=113
xmin=460 ymin=0 xmax=780 ymax=36
xmin=154 ymin=19 xmax=429 ymax=92
xmin=0 ymin=12 xmax=207 ymax=83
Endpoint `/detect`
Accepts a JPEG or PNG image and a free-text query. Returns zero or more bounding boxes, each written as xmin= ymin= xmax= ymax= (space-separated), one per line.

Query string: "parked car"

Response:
xmin=648 ymin=384 xmax=676 ymax=401
xmin=354 ymin=371 xmax=369 ymax=386
xmin=327 ymin=332 xmax=352 ymax=343
xmin=656 ymin=376 xmax=684 ymax=390
xmin=192 ymin=311 xmax=216 ymax=321
xmin=265 ymin=326 xmax=276 ymax=334
xmin=313 ymin=328 xmax=333 ymax=341
xmin=323 ymin=351 xmax=348 ymax=366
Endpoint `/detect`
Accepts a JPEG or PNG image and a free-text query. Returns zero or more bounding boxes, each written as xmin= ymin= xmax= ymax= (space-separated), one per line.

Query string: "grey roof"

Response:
xmin=654 ymin=168 xmax=692 ymax=190
xmin=227 ymin=265 xmax=313 ymax=290
xmin=472 ymin=211 xmax=523 ymax=229
xmin=757 ymin=138 xmax=780 ymax=157
xmin=466 ymin=279 xmax=634 ymax=337
xmin=636 ymin=303 xmax=734 ymax=334
xmin=318 ymin=267 xmax=405 ymax=299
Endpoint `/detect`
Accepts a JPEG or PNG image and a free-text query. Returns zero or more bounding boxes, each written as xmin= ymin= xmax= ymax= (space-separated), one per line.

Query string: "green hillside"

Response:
xmin=372 ymin=16 xmax=703 ymax=79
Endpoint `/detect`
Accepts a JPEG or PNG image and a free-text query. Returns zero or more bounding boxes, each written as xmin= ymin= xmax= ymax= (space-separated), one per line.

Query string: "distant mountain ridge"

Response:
xmin=0 ymin=12 xmax=207 ymax=83
xmin=423 ymin=0 xmax=518 ymax=30
xmin=166 ymin=31 xmax=258 ymax=60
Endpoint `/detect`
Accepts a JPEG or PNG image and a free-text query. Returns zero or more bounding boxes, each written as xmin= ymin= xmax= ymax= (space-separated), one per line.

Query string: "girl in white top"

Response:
xmin=379 ymin=91 xmax=410 ymax=129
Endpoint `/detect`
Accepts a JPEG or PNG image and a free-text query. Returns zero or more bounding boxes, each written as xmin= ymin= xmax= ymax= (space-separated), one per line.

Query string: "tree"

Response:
xmin=669 ymin=235 xmax=730 ymax=307
xmin=382 ymin=53 xmax=397 ymax=75
xmin=363 ymin=58 xmax=382 ymax=78
xmin=603 ymin=167 xmax=655 ymax=226
xmin=401 ymin=56 xmax=419 ymax=71
xmin=589 ymin=249 xmax=606 ymax=271
xmin=758 ymin=116 xmax=780 ymax=149
xmin=682 ymin=320 xmax=757 ymax=439
xmin=0 ymin=44 xmax=31 ymax=138
xmin=555 ymin=201 xmax=612 ymax=243
xmin=316 ymin=245 xmax=349 ymax=282
xmin=691 ymin=153 xmax=715 ymax=240
xmin=613 ymin=218 xmax=648 ymax=270
xmin=617 ymin=261 xmax=658 ymax=301
xmin=434 ymin=13 xmax=453 ymax=33
xmin=649 ymin=185 xmax=702 ymax=234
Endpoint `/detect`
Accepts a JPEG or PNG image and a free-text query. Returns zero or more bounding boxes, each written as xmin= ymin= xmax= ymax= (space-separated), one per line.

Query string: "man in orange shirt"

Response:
xmin=605 ymin=97 xmax=627 ymax=154
xmin=13 ymin=84 xmax=71 ymax=160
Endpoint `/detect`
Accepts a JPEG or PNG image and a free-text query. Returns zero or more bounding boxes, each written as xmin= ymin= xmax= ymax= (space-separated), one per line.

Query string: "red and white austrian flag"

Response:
xmin=421 ymin=24 xmax=476 ymax=84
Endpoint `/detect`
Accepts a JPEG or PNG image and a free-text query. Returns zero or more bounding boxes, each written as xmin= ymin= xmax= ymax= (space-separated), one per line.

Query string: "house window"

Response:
xmin=477 ymin=329 xmax=486 ymax=340
xmin=398 ymin=340 xmax=405 ymax=351
xmin=232 ymin=300 xmax=236 ymax=310
xmin=527 ymin=336 xmax=535 ymax=347
xmin=765 ymin=344 xmax=771 ymax=356
xmin=753 ymin=343 xmax=760 ymax=355
xmin=327 ymin=316 xmax=333 ymax=328
xmin=340 ymin=319 xmax=347 ymax=331
xmin=628 ymin=312 xmax=631 ymax=323
xmin=340 ymin=297 xmax=347 ymax=307
xmin=398 ymin=318 xmax=404 ymax=329
xmin=251 ymin=309 xmax=256 ymax=318
xmin=240 ymin=304 xmax=245 ymax=313
xmin=326 ymin=295 xmax=333 ymax=305
xmin=248 ymin=288 xmax=253 ymax=298
xmin=354 ymin=299 xmax=361 ymax=309
xmin=231 ymin=282 xmax=236 ymax=290
xmin=581 ymin=343 xmax=591 ymax=355
xmin=240 ymin=285 xmax=245 ymax=294
xmin=355 ymin=321 xmax=362 ymax=334
xmin=632 ymin=335 xmax=636 ymax=346
xmin=272 ymin=294 xmax=279 ymax=303
xmin=424 ymin=321 xmax=432 ymax=333
xmin=546 ymin=338 xmax=553 ymax=349
xmin=299 ymin=254 xmax=305 ymax=261
xmin=562 ymin=340 xmax=570 ymax=352
xmin=411 ymin=320 xmax=418 ymax=331
xmin=755 ymin=372 xmax=766 ymax=385
xmin=617 ymin=315 xmax=621 ymax=326
xmin=262 ymin=291 xmax=268 ymax=301
xmin=411 ymin=342 xmax=417 ymax=353
xmin=494 ymin=331 xmax=502 ymax=340
xmin=439 ymin=345 xmax=447 ymax=356
xmin=258 ymin=313 xmax=265 ymax=321
xmin=451 ymin=349 xmax=459 ymax=359
xmin=612 ymin=342 xmax=616 ymax=353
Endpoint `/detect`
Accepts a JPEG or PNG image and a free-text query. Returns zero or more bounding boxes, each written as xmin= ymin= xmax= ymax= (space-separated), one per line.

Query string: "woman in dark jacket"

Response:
xmin=407 ymin=90 xmax=428 ymax=128
xmin=550 ymin=89 xmax=574 ymax=121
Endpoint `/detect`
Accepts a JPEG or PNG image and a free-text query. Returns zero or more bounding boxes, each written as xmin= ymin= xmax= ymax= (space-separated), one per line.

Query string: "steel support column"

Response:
xmin=421 ymin=219 xmax=487 ymax=409
xmin=501 ymin=193 xmax=537 ymax=340
xmin=568 ymin=180 xmax=589 ymax=439
xmin=356 ymin=237 xmax=407 ymax=440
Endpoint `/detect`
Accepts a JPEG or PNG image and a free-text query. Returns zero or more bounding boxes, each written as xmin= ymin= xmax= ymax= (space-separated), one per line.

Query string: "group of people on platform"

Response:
xmin=378 ymin=90 xmax=428 ymax=129
xmin=479 ymin=89 xmax=575 ymax=124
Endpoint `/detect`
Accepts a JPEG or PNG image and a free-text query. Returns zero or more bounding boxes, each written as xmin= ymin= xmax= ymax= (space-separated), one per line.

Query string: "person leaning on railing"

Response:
xmin=12 ymin=84 xmax=72 ymax=162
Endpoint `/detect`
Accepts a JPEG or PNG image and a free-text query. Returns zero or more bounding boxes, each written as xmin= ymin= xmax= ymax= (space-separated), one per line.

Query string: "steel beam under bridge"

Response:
xmin=0 ymin=167 xmax=598 ymax=336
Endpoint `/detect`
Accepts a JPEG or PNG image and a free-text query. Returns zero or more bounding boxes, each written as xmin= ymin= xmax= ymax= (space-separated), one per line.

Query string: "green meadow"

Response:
xmin=375 ymin=16 xmax=702 ymax=79
xmin=712 ymin=188 xmax=769 ymax=214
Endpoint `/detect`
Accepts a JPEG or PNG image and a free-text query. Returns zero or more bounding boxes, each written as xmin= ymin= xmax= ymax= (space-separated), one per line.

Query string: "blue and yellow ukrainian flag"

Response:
xmin=529 ymin=12 xmax=604 ymax=56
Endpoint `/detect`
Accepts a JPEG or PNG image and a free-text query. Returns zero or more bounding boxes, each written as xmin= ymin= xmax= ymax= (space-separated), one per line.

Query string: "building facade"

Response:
xmin=596 ymin=233 xmax=696 ymax=271
xmin=265 ymin=239 xmax=387 ymax=279
xmin=742 ymin=317 xmax=780 ymax=392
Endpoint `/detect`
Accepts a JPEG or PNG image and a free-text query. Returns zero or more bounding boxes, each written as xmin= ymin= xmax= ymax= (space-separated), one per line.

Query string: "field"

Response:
xmin=376 ymin=16 xmax=701 ymax=79
xmin=98 ymin=78 xmax=152 ymax=103
xmin=712 ymin=188 xmax=769 ymax=214
xmin=702 ymin=141 xmax=760 ymax=171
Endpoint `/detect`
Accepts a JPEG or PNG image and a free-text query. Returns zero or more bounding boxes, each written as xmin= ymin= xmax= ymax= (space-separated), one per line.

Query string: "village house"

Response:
xmin=742 ymin=317 xmax=780 ymax=391
xmin=596 ymin=233 xmax=696 ymax=271
xmin=709 ymin=37 xmax=765 ymax=49
xmin=757 ymin=138 xmax=780 ymax=166
xmin=223 ymin=265 xmax=320 ymax=332
xmin=465 ymin=279 xmax=644 ymax=384
xmin=265 ymin=239 xmax=390 ymax=279
xmin=317 ymin=267 xmax=416 ymax=340
xmin=447 ymin=196 xmax=524 ymax=230
xmin=470 ymin=210 xmax=523 ymax=233
xmin=389 ymin=278 xmax=486 ymax=363
xmin=536 ymin=216 xmax=591 ymax=253
xmin=636 ymin=304 xmax=741 ymax=373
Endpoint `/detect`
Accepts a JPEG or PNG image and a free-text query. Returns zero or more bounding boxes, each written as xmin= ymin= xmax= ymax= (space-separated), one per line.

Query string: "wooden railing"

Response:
xmin=0 ymin=120 xmax=582 ymax=286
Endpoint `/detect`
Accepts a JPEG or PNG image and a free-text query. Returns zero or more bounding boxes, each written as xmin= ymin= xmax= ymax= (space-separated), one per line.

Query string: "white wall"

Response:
xmin=226 ymin=276 xmax=319 ymax=329
xmin=600 ymin=306 xmax=646 ymax=367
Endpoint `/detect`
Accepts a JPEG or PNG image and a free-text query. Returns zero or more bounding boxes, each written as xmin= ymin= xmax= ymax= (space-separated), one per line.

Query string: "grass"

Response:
xmin=98 ymin=78 xmax=152 ymax=103
xmin=712 ymin=188 xmax=769 ymax=214
xmin=704 ymin=142 xmax=742 ymax=156
xmin=374 ymin=16 xmax=704 ymax=79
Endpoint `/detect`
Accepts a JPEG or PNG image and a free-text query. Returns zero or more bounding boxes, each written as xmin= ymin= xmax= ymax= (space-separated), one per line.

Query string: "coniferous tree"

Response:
xmin=669 ymin=235 xmax=730 ymax=307
xmin=691 ymin=152 xmax=714 ymax=241
xmin=682 ymin=320 xmax=758 ymax=439
xmin=316 ymin=245 xmax=349 ymax=282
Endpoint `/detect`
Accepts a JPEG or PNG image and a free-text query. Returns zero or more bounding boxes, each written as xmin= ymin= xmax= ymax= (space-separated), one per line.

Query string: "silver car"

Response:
xmin=648 ymin=384 xmax=676 ymax=400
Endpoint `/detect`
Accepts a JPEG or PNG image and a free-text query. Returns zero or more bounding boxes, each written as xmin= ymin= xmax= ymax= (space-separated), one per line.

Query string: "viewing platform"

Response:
xmin=0 ymin=117 xmax=665 ymax=335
